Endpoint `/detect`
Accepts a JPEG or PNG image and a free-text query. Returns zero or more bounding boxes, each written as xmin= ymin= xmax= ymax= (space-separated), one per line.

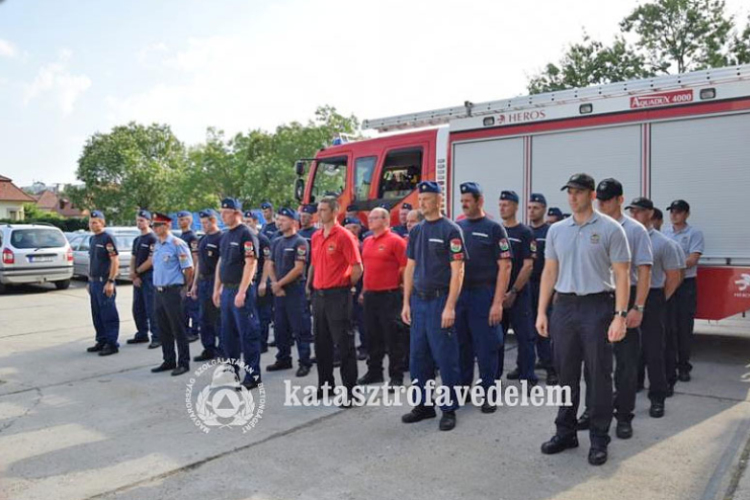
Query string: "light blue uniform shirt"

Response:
xmin=617 ymin=214 xmax=653 ymax=286
xmin=648 ymin=228 xmax=683 ymax=289
xmin=152 ymin=234 xmax=193 ymax=287
xmin=546 ymin=210 xmax=631 ymax=295
xmin=663 ymin=224 xmax=704 ymax=279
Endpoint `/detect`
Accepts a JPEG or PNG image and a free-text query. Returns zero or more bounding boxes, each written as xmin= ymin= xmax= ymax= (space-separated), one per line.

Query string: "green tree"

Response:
xmin=729 ymin=14 xmax=750 ymax=64
xmin=621 ymin=0 xmax=734 ymax=73
xmin=75 ymin=122 xmax=187 ymax=223
xmin=528 ymin=35 xmax=652 ymax=94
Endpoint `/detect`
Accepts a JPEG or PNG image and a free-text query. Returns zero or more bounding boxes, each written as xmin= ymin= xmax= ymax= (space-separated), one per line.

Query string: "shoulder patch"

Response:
xmin=450 ymin=238 xmax=462 ymax=253
xmin=499 ymin=239 xmax=510 ymax=252
xmin=243 ymin=240 xmax=255 ymax=256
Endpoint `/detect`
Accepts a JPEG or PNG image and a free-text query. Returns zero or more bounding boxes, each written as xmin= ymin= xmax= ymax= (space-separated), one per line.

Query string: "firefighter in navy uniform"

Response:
xmin=344 ymin=216 xmax=367 ymax=359
xmin=499 ymin=190 xmax=538 ymax=390
xmin=663 ymin=199 xmax=704 ymax=383
xmin=86 ymin=210 xmax=121 ymax=356
xmin=298 ymin=204 xmax=319 ymax=243
xmin=245 ymin=210 xmax=273 ymax=353
xmin=628 ymin=197 xmax=683 ymax=418
xmin=528 ymin=193 xmax=557 ymax=385
xmin=401 ymin=181 xmax=466 ymax=431
xmin=150 ymin=213 xmax=194 ymax=376
xmin=266 ymin=208 xmax=313 ymax=377
xmin=260 ymin=201 xmax=278 ymax=240
xmin=189 ymin=209 xmax=223 ymax=361
xmin=127 ymin=209 xmax=160 ymax=349
xmin=578 ymin=178 xmax=652 ymax=440
xmin=213 ymin=198 xmax=263 ymax=390
xmin=537 ymin=173 xmax=631 ymax=466
xmin=547 ymin=207 xmax=564 ymax=224
xmin=177 ymin=210 xmax=200 ymax=343
xmin=392 ymin=203 xmax=412 ymax=237
xmin=455 ymin=182 xmax=511 ymax=413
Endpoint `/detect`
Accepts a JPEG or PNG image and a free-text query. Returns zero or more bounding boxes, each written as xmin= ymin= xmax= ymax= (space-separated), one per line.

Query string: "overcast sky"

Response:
xmin=1 ymin=0 xmax=748 ymax=187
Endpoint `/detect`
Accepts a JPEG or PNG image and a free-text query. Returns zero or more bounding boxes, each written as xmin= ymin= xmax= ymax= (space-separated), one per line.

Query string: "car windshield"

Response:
xmin=10 ymin=228 xmax=67 ymax=249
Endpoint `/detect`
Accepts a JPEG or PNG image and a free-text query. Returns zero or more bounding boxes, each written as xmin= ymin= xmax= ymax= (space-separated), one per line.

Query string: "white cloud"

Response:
xmin=136 ymin=42 xmax=169 ymax=65
xmin=23 ymin=49 xmax=91 ymax=115
xmin=0 ymin=38 xmax=17 ymax=58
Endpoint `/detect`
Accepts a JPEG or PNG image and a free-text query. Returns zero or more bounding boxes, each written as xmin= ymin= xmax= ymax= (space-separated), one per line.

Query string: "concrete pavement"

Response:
xmin=0 ymin=281 xmax=748 ymax=500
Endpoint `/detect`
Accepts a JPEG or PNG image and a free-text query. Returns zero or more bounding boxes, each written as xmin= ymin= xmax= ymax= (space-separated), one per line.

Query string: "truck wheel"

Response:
xmin=55 ymin=280 xmax=71 ymax=290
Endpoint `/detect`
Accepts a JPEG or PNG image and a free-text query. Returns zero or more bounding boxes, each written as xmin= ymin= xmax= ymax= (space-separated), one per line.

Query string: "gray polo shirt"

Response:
xmin=648 ymin=228 xmax=683 ymax=289
xmin=546 ymin=211 xmax=631 ymax=295
xmin=663 ymin=224 xmax=704 ymax=279
xmin=618 ymin=214 xmax=653 ymax=286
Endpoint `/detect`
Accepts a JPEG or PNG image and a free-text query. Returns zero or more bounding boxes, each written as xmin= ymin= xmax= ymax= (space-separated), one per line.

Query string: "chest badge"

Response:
xmin=590 ymin=233 xmax=601 ymax=244
xmin=378 ymin=245 xmax=385 ymax=252
xmin=328 ymin=243 xmax=336 ymax=253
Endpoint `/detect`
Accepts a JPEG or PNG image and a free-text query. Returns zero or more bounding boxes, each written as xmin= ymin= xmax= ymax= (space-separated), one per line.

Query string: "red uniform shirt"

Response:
xmin=361 ymin=229 xmax=407 ymax=291
xmin=311 ymin=223 xmax=362 ymax=290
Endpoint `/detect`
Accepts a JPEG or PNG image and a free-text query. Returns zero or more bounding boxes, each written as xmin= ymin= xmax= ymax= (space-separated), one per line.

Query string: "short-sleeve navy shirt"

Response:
xmin=458 ymin=217 xmax=512 ymax=287
xmin=132 ymin=232 xmax=156 ymax=275
xmin=261 ymin=222 xmax=278 ymax=241
xmin=256 ymin=231 xmax=272 ymax=283
xmin=89 ymin=231 xmax=118 ymax=279
xmin=181 ymin=230 xmax=199 ymax=255
xmin=530 ymin=223 xmax=549 ymax=282
xmin=219 ymin=225 xmax=259 ymax=285
xmin=271 ymin=233 xmax=309 ymax=285
xmin=198 ymin=230 xmax=223 ymax=278
xmin=392 ymin=225 xmax=409 ymax=238
xmin=406 ymin=217 xmax=467 ymax=294
xmin=298 ymin=226 xmax=318 ymax=243
xmin=504 ymin=223 xmax=536 ymax=289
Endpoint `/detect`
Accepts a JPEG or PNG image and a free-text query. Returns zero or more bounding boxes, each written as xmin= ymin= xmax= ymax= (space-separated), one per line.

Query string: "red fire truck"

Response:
xmin=293 ymin=64 xmax=750 ymax=321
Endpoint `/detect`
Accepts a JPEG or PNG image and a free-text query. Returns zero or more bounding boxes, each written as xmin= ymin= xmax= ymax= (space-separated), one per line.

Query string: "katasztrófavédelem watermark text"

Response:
xmin=284 ymin=380 xmax=572 ymax=407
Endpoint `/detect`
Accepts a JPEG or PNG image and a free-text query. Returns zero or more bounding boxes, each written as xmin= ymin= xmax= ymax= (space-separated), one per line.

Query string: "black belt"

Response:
xmin=684 ymin=277 xmax=696 ymax=281
xmin=314 ymin=287 xmax=350 ymax=296
xmin=198 ymin=274 xmax=214 ymax=281
xmin=364 ymin=289 xmax=400 ymax=295
xmin=556 ymin=291 xmax=612 ymax=299
xmin=223 ymin=283 xmax=240 ymax=289
xmin=414 ymin=288 xmax=449 ymax=300
xmin=156 ymin=284 xmax=182 ymax=292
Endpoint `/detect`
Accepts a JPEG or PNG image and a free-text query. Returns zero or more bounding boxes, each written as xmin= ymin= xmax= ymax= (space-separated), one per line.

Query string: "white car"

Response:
xmin=0 ymin=224 xmax=74 ymax=292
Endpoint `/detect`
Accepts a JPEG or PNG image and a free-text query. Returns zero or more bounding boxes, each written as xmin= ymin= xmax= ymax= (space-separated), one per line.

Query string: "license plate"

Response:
xmin=32 ymin=256 xmax=53 ymax=263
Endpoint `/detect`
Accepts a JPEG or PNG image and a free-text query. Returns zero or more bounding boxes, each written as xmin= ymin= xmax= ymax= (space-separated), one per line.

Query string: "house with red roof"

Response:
xmin=33 ymin=189 xmax=85 ymax=218
xmin=0 ymin=175 xmax=35 ymax=221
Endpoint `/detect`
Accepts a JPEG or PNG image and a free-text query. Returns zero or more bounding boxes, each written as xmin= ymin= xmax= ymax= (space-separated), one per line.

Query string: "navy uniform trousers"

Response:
xmin=220 ymin=285 xmax=261 ymax=383
xmin=274 ymin=282 xmax=313 ymax=367
xmin=668 ymin=277 xmax=697 ymax=377
xmin=552 ymin=292 xmax=614 ymax=448
xmin=89 ymin=279 xmax=120 ymax=347
xmin=132 ymin=271 xmax=158 ymax=342
xmin=500 ymin=287 xmax=538 ymax=382
xmin=257 ymin=281 xmax=274 ymax=348
xmin=456 ymin=284 xmax=502 ymax=392
xmin=183 ymin=293 xmax=200 ymax=336
xmin=197 ymin=277 xmax=220 ymax=356
xmin=155 ymin=286 xmax=190 ymax=368
xmin=410 ymin=292 xmax=460 ymax=412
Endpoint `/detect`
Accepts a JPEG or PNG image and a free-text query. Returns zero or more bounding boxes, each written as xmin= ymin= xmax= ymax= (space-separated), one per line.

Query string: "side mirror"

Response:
xmin=295 ymin=160 xmax=305 ymax=177
xmin=294 ymin=178 xmax=305 ymax=201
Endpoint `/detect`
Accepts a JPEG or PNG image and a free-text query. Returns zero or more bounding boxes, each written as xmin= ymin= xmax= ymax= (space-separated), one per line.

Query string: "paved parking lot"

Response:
xmin=1 ymin=281 xmax=749 ymax=500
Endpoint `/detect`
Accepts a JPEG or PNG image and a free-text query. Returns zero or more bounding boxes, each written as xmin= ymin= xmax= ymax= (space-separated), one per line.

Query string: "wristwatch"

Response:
xmin=107 ymin=279 xmax=115 ymax=284
xmin=615 ymin=310 xmax=628 ymax=318
xmin=633 ymin=305 xmax=646 ymax=313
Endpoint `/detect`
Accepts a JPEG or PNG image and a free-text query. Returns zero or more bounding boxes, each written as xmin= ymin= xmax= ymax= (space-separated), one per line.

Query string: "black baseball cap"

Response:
xmin=595 ymin=178 xmax=623 ymax=201
xmin=625 ymin=197 xmax=654 ymax=210
xmin=666 ymin=199 xmax=690 ymax=212
xmin=652 ymin=208 xmax=664 ymax=220
xmin=561 ymin=173 xmax=595 ymax=191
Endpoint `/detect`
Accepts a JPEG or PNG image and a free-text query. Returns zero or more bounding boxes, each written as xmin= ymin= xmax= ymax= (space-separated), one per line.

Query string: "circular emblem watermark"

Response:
xmin=185 ymin=359 xmax=265 ymax=433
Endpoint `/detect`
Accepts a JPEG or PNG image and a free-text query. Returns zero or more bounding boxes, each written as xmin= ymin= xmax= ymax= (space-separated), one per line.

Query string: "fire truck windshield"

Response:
xmin=309 ymin=156 xmax=347 ymax=202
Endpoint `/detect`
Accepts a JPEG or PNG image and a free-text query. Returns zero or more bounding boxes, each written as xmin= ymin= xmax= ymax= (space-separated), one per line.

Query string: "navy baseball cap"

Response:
xmin=402 ymin=203 xmax=413 ymax=210
xmin=460 ymin=182 xmax=482 ymax=196
xmin=176 ymin=210 xmax=192 ymax=218
xmin=530 ymin=193 xmax=547 ymax=205
xmin=301 ymin=204 xmax=317 ymax=215
xmin=346 ymin=204 xmax=360 ymax=212
xmin=278 ymin=207 xmax=299 ymax=221
xmin=547 ymin=207 xmax=563 ymax=218
xmin=260 ymin=201 xmax=273 ymax=210
xmin=418 ymin=181 xmax=441 ymax=194
xmin=561 ymin=173 xmax=596 ymax=191
xmin=153 ymin=212 xmax=172 ymax=224
xmin=667 ymin=199 xmax=690 ymax=212
xmin=500 ymin=190 xmax=519 ymax=203
xmin=596 ymin=178 xmax=624 ymax=201
xmin=221 ymin=198 xmax=242 ymax=211
xmin=243 ymin=210 xmax=255 ymax=218
xmin=199 ymin=208 xmax=218 ymax=219
xmin=137 ymin=209 xmax=152 ymax=221
xmin=343 ymin=217 xmax=361 ymax=226
xmin=90 ymin=210 xmax=105 ymax=220
xmin=625 ymin=197 xmax=654 ymax=210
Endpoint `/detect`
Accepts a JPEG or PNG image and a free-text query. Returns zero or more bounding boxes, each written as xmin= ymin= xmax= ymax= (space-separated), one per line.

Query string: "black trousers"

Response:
xmin=612 ymin=287 xmax=640 ymax=422
xmin=552 ymin=292 xmax=614 ymax=448
xmin=313 ymin=288 xmax=358 ymax=393
xmin=363 ymin=290 xmax=405 ymax=378
xmin=640 ymin=288 xmax=668 ymax=403
xmin=155 ymin=287 xmax=190 ymax=368
xmin=664 ymin=293 xmax=680 ymax=386
xmin=670 ymin=277 xmax=697 ymax=375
